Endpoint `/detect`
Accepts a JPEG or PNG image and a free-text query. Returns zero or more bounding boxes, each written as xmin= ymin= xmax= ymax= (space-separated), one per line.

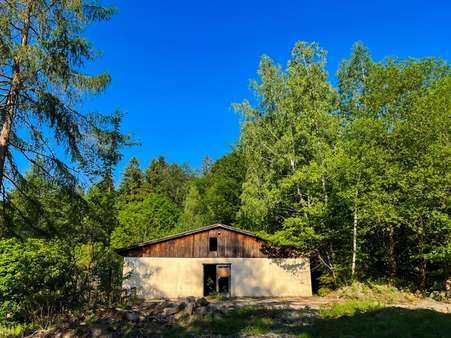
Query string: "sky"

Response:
xmin=83 ymin=0 xmax=451 ymax=181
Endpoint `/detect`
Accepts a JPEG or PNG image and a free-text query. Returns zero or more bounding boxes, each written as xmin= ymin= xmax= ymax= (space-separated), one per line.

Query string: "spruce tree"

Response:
xmin=0 ymin=0 xmax=118 ymax=206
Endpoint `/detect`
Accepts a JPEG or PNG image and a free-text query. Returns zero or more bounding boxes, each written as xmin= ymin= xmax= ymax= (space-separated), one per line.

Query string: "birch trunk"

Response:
xmin=351 ymin=200 xmax=358 ymax=277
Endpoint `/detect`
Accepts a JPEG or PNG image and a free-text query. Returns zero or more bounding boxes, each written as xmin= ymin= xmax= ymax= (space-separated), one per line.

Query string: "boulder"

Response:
xmin=176 ymin=301 xmax=187 ymax=311
xmin=196 ymin=297 xmax=209 ymax=307
xmin=162 ymin=306 xmax=179 ymax=317
xmin=184 ymin=302 xmax=196 ymax=316
xmin=185 ymin=296 xmax=196 ymax=303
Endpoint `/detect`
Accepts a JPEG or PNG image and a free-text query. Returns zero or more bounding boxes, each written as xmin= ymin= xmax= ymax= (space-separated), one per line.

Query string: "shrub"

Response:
xmin=317 ymin=287 xmax=332 ymax=296
xmin=0 ymin=238 xmax=77 ymax=322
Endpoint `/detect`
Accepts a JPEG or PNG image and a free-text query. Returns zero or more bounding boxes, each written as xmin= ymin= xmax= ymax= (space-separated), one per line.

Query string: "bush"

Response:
xmin=75 ymin=242 xmax=123 ymax=305
xmin=317 ymin=287 xmax=332 ymax=296
xmin=0 ymin=238 xmax=77 ymax=322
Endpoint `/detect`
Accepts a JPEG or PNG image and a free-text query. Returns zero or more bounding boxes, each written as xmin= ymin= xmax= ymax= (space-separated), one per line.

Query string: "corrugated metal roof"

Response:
xmin=115 ymin=224 xmax=261 ymax=255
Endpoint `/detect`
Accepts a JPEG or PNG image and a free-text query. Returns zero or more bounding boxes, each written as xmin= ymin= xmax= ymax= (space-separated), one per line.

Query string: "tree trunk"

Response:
xmin=351 ymin=174 xmax=360 ymax=278
xmin=351 ymin=201 xmax=358 ymax=277
xmin=388 ymin=225 xmax=397 ymax=278
xmin=0 ymin=5 xmax=31 ymax=190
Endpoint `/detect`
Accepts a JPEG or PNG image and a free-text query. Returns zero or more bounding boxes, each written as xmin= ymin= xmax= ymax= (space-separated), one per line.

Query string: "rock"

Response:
xmin=174 ymin=311 xmax=189 ymax=321
xmin=184 ymin=302 xmax=196 ymax=315
xmin=62 ymin=331 xmax=75 ymax=338
xmin=176 ymin=301 xmax=187 ymax=311
xmin=162 ymin=306 xmax=179 ymax=316
xmin=91 ymin=327 xmax=104 ymax=337
xmin=185 ymin=296 xmax=196 ymax=303
xmin=196 ymin=297 xmax=209 ymax=307
xmin=125 ymin=311 xmax=140 ymax=322
xmin=196 ymin=305 xmax=210 ymax=316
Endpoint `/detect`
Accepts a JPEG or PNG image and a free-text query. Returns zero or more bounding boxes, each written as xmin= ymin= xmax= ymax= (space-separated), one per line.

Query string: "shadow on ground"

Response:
xmin=164 ymin=306 xmax=451 ymax=338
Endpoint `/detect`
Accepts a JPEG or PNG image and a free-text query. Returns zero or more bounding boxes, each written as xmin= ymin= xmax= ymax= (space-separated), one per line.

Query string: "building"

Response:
xmin=116 ymin=224 xmax=312 ymax=298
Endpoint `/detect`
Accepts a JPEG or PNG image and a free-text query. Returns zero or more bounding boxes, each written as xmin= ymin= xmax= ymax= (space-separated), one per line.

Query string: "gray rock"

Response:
xmin=162 ymin=306 xmax=179 ymax=316
xmin=176 ymin=301 xmax=187 ymax=311
xmin=174 ymin=311 xmax=189 ymax=321
xmin=125 ymin=311 xmax=139 ymax=322
xmin=185 ymin=296 xmax=196 ymax=303
xmin=196 ymin=297 xmax=209 ymax=307
xmin=185 ymin=302 xmax=196 ymax=315
xmin=196 ymin=305 xmax=211 ymax=316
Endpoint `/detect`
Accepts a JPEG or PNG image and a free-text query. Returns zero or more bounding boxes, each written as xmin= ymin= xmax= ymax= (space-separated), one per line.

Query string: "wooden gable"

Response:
xmin=118 ymin=225 xmax=268 ymax=258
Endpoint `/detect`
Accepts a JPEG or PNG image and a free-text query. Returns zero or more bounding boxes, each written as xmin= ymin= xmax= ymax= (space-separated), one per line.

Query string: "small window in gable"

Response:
xmin=209 ymin=237 xmax=218 ymax=252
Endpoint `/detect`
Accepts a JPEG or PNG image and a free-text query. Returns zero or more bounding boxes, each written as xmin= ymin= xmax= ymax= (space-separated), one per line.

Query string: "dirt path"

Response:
xmin=209 ymin=296 xmax=451 ymax=313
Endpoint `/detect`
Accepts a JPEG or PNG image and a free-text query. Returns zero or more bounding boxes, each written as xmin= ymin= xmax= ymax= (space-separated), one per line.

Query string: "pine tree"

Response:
xmin=118 ymin=157 xmax=144 ymax=204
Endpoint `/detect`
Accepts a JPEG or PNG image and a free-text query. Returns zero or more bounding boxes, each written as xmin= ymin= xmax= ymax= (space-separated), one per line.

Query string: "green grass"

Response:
xmin=0 ymin=323 xmax=26 ymax=337
xmin=164 ymin=301 xmax=451 ymax=338
xmin=319 ymin=299 xmax=383 ymax=318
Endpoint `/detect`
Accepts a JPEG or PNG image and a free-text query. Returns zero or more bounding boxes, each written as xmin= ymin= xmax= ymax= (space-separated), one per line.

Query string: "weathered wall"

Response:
xmin=122 ymin=228 xmax=266 ymax=258
xmin=123 ymin=257 xmax=312 ymax=298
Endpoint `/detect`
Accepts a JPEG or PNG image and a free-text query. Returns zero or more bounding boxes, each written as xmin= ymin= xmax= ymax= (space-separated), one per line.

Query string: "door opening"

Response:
xmin=203 ymin=264 xmax=231 ymax=296
xmin=203 ymin=264 xmax=217 ymax=296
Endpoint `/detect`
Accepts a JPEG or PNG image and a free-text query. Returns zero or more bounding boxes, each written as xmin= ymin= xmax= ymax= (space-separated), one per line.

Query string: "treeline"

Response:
xmin=111 ymin=42 xmax=450 ymax=292
xmin=0 ymin=40 xmax=449 ymax=322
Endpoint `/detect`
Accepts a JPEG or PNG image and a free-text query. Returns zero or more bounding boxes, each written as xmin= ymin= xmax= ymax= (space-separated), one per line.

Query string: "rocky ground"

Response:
xmin=23 ymin=296 xmax=450 ymax=338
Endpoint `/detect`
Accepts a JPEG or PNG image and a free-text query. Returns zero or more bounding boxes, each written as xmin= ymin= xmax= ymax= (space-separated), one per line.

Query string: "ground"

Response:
xmin=17 ymin=295 xmax=450 ymax=338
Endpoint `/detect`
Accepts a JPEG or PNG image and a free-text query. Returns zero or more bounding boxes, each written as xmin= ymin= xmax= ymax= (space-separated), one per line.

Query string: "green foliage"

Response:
xmin=320 ymin=300 xmax=383 ymax=319
xmin=111 ymin=193 xmax=180 ymax=248
xmin=0 ymin=238 xmax=76 ymax=322
xmin=118 ymin=157 xmax=145 ymax=204
xmin=317 ymin=287 xmax=332 ymax=297
xmin=236 ymin=39 xmax=451 ymax=288
xmin=179 ymin=152 xmax=245 ymax=228
xmin=0 ymin=0 xmax=128 ymax=216
xmin=75 ymin=242 xmax=123 ymax=304
xmin=143 ymin=156 xmax=191 ymax=207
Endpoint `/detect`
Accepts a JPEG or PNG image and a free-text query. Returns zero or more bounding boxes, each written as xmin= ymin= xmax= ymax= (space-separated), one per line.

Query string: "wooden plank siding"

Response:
xmin=122 ymin=227 xmax=268 ymax=258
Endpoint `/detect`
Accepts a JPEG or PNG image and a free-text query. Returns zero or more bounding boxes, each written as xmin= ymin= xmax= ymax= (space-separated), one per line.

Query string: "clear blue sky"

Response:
xmin=83 ymin=0 xmax=450 ymax=181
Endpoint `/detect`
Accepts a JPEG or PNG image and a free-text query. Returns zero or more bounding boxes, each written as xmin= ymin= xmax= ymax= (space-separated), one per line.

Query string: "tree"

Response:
xmin=236 ymin=42 xmax=339 ymax=237
xmin=143 ymin=156 xmax=191 ymax=207
xmin=111 ymin=193 xmax=180 ymax=248
xmin=179 ymin=183 xmax=206 ymax=229
xmin=118 ymin=157 xmax=144 ymax=204
xmin=202 ymin=152 xmax=245 ymax=225
xmin=0 ymin=0 xmax=119 ymax=212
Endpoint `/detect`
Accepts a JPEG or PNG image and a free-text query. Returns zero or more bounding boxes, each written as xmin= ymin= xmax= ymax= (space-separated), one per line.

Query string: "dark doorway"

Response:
xmin=310 ymin=255 xmax=322 ymax=294
xmin=203 ymin=264 xmax=217 ymax=296
xmin=218 ymin=277 xmax=229 ymax=294
xmin=203 ymin=264 xmax=231 ymax=296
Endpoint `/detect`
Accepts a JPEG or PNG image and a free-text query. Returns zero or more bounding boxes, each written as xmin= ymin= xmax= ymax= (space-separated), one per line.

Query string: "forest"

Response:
xmin=0 ymin=0 xmax=450 ymax=331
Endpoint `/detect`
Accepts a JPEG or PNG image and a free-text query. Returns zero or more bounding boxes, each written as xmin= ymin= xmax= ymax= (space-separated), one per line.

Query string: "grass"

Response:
xmin=0 ymin=323 xmax=26 ymax=338
xmin=164 ymin=301 xmax=451 ymax=338
xmin=319 ymin=299 xmax=383 ymax=318
xmin=331 ymin=281 xmax=417 ymax=304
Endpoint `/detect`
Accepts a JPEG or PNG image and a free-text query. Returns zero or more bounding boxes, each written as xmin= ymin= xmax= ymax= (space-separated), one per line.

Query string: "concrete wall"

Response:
xmin=123 ymin=257 xmax=312 ymax=298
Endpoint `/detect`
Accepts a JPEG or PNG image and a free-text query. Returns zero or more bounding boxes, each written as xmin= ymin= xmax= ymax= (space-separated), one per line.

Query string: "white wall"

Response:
xmin=123 ymin=257 xmax=312 ymax=298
